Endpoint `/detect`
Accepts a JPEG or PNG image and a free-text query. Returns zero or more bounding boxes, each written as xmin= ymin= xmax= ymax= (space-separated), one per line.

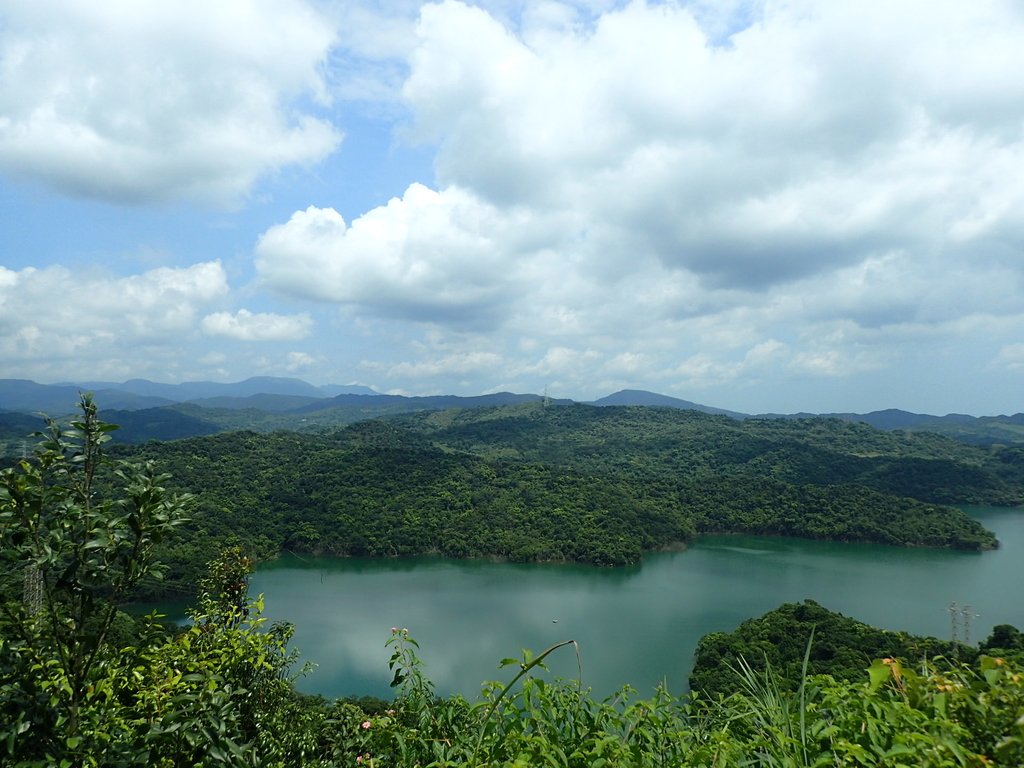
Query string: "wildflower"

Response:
xmin=356 ymin=757 xmax=362 ymax=764
xmin=391 ymin=627 xmax=398 ymax=633
xmin=362 ymin=720 xmax=372 ymax=729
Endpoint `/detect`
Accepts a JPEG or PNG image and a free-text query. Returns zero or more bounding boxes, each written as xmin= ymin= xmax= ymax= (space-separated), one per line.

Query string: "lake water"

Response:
xmin=249 ymin=506 xmax=1024 ymax=700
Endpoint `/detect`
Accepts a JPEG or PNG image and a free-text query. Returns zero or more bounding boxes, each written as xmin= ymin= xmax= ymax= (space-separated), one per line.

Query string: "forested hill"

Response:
xmin=690 ymin=600 xmax=1024 ymax=699
xmin=6 ymin=399 xmax=1024 ymax=766
xmin=392 ymin=403 xmax=1024 ymax=506
xmin=112 ymin=403 xmax=1023 ymax=596
xmin=691 ymin=601 xmax=962 ymax=698
xmin=122 ymin=423 xmax=696 ymax=592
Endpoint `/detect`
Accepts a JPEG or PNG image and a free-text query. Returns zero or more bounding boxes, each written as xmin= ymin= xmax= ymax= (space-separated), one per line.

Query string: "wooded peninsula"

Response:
xmin=3 ymin=397 xmax=1024 ymax=766
xmin=111 ymin=402 xmax=1020 ymax=598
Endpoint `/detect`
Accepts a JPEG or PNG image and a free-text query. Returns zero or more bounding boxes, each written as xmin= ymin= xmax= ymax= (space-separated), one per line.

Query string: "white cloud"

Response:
xmin=202 ymin=309 xmax=312 ymax=341
xmin=13 ymin=0 xmax=1017 ymax=411
xmin=0 ymin=261 xmax=228 ymax=375
xmin=790 ymin=348 xmax=884 ymax=379
xmin=397 ymin=0 xmax=1024 ymax=290
xmin=255 ymin=183 xmax=550 ymax=328
xmin=199 ymin=352 xmax=227 ymax=366
xmin=743 ymin=340 xmax=787 ymax=368
xmin=603 ymin=352 xmax=650 ymax=375
xmin=0 ymin=0 xmax=341 ymax=204
xmin=385 ymin=351 xmax=503 ymax=378
xmin=993 ymin=344 xmax=1024 ymax=372
xmin=314 ymin=0 xmax=1020 ymax=407
xmin=284 ymin=351 xmax=318 ymax=371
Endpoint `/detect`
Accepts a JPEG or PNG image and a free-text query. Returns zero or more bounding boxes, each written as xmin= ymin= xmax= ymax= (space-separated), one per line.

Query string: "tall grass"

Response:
xmin=326 ymin=629 xmax=1024 ymax=767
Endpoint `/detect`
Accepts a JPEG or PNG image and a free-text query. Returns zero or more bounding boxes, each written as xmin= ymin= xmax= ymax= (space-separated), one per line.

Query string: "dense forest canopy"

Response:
xmin=393 ymin=404 xmax=1024 ymax=503
xmin=3 ymin=400 xmax=1021 ymax=601
xmin=6 ymin=378 xmax=1024 ymax=446
xmin=689 ymin=600 xmax=1017 ymax=698
xmin=99 ymin=402 xmax=1023 ymax=597
xmin=4 ymin=398 xmax=1024 ymax=766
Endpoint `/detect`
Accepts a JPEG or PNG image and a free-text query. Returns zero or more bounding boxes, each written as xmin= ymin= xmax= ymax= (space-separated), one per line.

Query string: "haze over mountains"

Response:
xmin=0 ymin=376 xmax=376 ymax=412
xmin=0 ymin=377 xmax=1022 ymax=446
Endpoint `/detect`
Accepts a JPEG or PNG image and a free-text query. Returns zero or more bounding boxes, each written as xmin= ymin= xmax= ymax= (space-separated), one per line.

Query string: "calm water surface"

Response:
xmin=249 ymin=506 xmax=1024 ymax=700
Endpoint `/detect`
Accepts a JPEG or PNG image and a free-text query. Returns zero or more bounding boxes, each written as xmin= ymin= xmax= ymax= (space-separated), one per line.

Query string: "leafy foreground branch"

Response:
xmin=7 ymin=599 xmax=1024 ymax=767
xmin=3 ymin=399 xmax=1024 ymax=766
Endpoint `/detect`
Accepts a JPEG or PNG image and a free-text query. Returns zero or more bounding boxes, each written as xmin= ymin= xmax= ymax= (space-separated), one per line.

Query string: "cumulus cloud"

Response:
xmin=297 ymin=0 xmax=1020 ymax=408
xmin=255 ymin=182 xmax=553 ymax=328
xmin=0 ymin=261 xmax=228 ymax=376
xmin=284 ymin=351 xmax=318 ymax=371
xmin=22 ymin=0 xmax=1012 ymax=411
xmin=993 ymin=344 xmax=1024 ymax=372
xmin=0 ymin=0 xmax=341 ymax=204
xmin=399 ymin=0 xmax=1024 ymax=290
xmin=259 ymin=1 xmax=1022 ymax=356
xmin=202 ymin=309 xmax=312 ymax=341
xmin=384 ymin=350 xmax=503 ymax=379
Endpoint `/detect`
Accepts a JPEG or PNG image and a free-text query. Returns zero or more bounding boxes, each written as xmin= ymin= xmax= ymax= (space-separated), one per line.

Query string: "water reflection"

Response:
xmin=249 ymin=506 xmax=1024 ymax=700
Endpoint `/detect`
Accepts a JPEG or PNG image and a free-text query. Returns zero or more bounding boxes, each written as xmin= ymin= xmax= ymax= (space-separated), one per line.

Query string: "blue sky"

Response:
xmin=1 ymin=0 xmax=1022 ymax=415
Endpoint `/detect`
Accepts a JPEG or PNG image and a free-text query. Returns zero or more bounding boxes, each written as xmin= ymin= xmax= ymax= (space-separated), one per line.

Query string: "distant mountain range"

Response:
xmin=0 ymin=377 xmax=376 ymax=413
xmin=1 ymin=379 xmax=1022 ymax=446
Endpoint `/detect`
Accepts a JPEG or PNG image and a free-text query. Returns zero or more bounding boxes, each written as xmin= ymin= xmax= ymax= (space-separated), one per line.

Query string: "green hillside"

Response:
xmin=393 ymin=403 xmax=1024 ymax=505
xmin=122 ymin=421 xmax=695 ymax=594
xmin=103 ymin=402 xmax=1023 ymax=598
xmin=5 ymin=398 xmax=1024 ymax=767
xmin=690 ymin=600 xmax=968 ymax=698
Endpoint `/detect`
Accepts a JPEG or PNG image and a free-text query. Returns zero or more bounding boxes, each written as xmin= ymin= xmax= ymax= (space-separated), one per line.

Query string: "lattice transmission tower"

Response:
xmin=948 ymin=601 xmax=960 ymax=645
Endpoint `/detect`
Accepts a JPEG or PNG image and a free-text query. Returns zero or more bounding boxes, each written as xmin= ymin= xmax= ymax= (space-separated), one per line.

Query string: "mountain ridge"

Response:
xmin=589 ymin=388 xmax=747 ymax=418
xmin=1 ymin=376 xmax=377 ymax=412
xmin=1 ymin=379 xmax=1021 ymax=445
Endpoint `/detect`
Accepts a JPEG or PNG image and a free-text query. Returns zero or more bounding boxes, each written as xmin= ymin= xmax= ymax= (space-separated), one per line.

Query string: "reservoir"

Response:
xmin=249 ymin=506 xmax=1024 ymax=700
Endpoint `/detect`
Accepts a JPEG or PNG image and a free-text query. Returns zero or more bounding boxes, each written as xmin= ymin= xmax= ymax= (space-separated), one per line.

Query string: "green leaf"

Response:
xmin=867 ymin=659 xmax=891 ymax=691
xmin=882 ymin=743 xmax=913 ymax=758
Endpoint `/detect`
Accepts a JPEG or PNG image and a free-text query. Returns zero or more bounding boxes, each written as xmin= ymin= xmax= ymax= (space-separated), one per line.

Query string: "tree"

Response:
xmin=0 ymin=394 xmax=191 ymax=762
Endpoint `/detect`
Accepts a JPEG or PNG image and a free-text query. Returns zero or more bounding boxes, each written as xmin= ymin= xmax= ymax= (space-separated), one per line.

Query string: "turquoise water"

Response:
xmin=249 ymin=506 xmax=1024 ymax=700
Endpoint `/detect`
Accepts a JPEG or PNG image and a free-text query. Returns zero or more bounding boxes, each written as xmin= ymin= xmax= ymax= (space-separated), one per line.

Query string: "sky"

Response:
xmin=1 ymin=0 xmax=1022 ymax=416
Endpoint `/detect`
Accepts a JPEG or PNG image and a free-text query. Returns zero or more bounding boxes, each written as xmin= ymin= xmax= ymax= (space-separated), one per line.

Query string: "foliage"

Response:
xmin=104 ymin=403 xmax=1020 ymax=599
xmin=0 ymin=394 xmax=192 ymax=758
xmin=120 ymin=423 xmax=695 ymax=597
xmin=2 ymin=539 xmax=325 ymax=766
xmin=978 ymin=624 xmax=1024 ymax=667
xmin=7 ymin=606 xmax=1024 ymax=766
xmin=398 ymin=404 xmax=1024 ymax=505
xmin=314 ymin=629 xmax=1024 ymax=768
xmin=691 ymin=600 xmax=958 ymax=699
xmin=5 ymin=400 xmax=1024 ymax=766
xmin=0 ymin=399 xmax=320 ymax=766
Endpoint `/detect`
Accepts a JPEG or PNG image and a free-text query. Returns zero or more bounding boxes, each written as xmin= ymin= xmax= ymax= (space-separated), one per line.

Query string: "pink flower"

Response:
xmin=391 ymin=627 xmax=398 ymax=633
xmin=356 ymin=757 xmax=362 ymax=764
xmin=362 ymin=720 xmax=372 ymax=729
